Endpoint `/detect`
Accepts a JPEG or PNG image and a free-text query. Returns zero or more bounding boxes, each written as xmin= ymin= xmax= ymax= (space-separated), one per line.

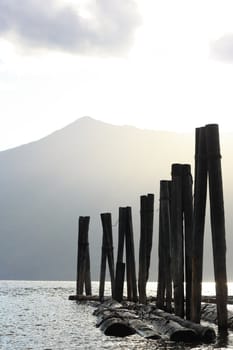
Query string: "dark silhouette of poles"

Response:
xmin=114 ymin=207 xmax=126 ymax=302
xmin=191 ymin=127 xmax=208 ymax=323
xmin=76 ymin=216 xmax=92 ymax=296
xmin=99 ymin=213 xmax=115 ymax=300
xmin=146 ymin=194 xmax=154 ymax=280
xmin=114 ymin=261 xmax=125 ymax=302
xmin=84 ymin=241 xmax=92 ymax=296
xmin=138 ymin=195 xmax=147 ymax=304
xmin=125 ymin=206 xmax=138 ymax=301
xmin=191 ymin=124 xmax=228 ymax=330
xmin=182 ymin=164 xmax=193 ymax=320
xmin=205 ymin=124 xmax=228 ymax=330
xmin=171 ymin=164 xmax=184 ymax=318
xmin=114 ymin=207 xmax=137 ymax=302
xmin=157 ymin=180 xmax=172 ymax=312
xmin=138 ymin=194 xmax=154 ymax=304
xmin=170 ymin=163 xmax=193 ymax=318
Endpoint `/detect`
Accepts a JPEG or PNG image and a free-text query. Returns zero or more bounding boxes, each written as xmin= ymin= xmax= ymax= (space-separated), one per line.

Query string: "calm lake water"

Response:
xmin=1 ymin=281 xmax=233 ymax=350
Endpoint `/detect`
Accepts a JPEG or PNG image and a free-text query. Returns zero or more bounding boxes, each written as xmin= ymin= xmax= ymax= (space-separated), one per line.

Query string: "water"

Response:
xmin=1 ymin=281 xmax=233 ymax=350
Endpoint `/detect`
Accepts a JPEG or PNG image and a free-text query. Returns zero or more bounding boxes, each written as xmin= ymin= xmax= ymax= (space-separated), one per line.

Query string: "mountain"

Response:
xmin=0 ymin=117 xmax=232 ymax=281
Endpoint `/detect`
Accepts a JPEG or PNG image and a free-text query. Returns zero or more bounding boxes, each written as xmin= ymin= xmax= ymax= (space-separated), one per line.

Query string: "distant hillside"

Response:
xmin=0 ymin=117 xmax=232 ymax=281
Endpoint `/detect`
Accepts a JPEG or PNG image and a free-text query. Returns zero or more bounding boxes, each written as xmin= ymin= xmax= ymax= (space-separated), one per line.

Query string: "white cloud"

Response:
xmin=0 ymin=0 xmax=141 ymax=55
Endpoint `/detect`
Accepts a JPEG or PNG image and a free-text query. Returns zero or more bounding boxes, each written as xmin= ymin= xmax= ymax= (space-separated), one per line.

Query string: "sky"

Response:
xmin=1 ymin=0 xmax=233 ymax=150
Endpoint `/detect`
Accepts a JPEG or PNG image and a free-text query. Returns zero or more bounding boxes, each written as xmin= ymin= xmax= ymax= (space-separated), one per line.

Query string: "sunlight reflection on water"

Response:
xmin=0 ymin=281 xmax=233 ymax=349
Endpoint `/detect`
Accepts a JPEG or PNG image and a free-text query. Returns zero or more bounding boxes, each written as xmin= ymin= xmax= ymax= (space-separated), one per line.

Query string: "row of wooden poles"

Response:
xmin=76 ymin=196 xmax=154 ymax=304
xmin=75 ymin=124 xmax=228 ymax=329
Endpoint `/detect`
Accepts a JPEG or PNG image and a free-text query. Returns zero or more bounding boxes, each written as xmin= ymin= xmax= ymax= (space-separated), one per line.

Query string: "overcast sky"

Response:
xmin=1 ymin=0 xmax=233 ymax=150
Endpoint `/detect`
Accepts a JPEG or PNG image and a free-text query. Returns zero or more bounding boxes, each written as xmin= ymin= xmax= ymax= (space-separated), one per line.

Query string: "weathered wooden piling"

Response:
xmin=182 ymin=164 xmax=193 ymax=320
xmin=72 ymin=123 xmax=228 ymax=338
xmin=139 ymin=195 xmax=148 ymax=304
xmin=138 ymin=194 xmax=154 ymax=304
xmin=157 ymin=209 xmax=165 ymax=309
xmin=205 ymin=123 xmax=228 ymax=330
xmin=99 ymin=213 xmax=115 ymax=300
xmin=114 ymin=261 xmax=125 ymax=302
xmin=169 ymin=163 xmax=193 ymax=319
xmin=171 ymin=164 xmax=184 ymax=318
xmin=191 ymin=127 xmax=208 ymax=323
xmin=157 ymin=180 xmax=172 ymax=312
xmin=116 ymin=207 xmax=125 ymax=264
xmin=84 ymin=243 xmax=92 ymax=296
xmin=114 ymin=207 xmax=137 ymax=302
xmin=146 ymin=194 xmax=154 ymax=280
xmin=76 ymin=216 xmax=92 ymax=296
xmin=125 ymin=206 xmax=138 ymax=302
xmin=191 ymin=124 xmax=228 ymax=329
xmin=114 ymin=207 xmax=125 ymax=302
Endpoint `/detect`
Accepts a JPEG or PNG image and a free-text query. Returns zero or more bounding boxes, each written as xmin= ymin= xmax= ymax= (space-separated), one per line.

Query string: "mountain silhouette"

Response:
xmin=0 ymin=117 xmax=232 ymax=281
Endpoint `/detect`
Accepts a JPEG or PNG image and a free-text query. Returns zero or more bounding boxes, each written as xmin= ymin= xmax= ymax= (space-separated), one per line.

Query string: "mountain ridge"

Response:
xmin=0 ymin=117 xmax=232 ymax=281
xmin=0 ymin=116 xmax=194 ymax=155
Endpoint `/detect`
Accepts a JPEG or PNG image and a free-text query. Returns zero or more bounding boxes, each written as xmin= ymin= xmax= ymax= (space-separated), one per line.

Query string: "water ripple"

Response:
xmin=0 ymin=281 xmax=233 ymax=349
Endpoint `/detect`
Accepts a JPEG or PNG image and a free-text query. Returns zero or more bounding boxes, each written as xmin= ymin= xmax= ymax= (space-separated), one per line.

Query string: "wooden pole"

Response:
xmin=99 ymin=213 xmax=115 ymax=300
xmin=116 ymin=207 xmax=125 ymax=263
xmin=205 ymin=124 xmax=228 ymax=330
xmin=114 ymin=207 xmax=126 ymax=302
xmin=138 ymin=194 xmax=154 ymax=304
xmin=103 ymin=213 xmax=115 ymax=297
xmin=157 ymin=180 xmax=172 ymax=312
xmin=146 ymin=194 xmax=154 ymax=282
xmin=138 ymin=195 xmax=148 ymax=304
xmin=157 ymin=194 xmax=166 ymax=309
xmin=191 ymin=127 xmax=208 ymax=323
xmin=125 ymin=206 xmax=138 ymax=302
xmin=114 ymin=262 xmax=125 ymax=302
xmin=182 ymin=164 xmax=193 ymax=320
xmin=125 ymin=208 xmax=133 ymax=300
xmin=76 ymin=216 xmax=91 ymax=295
xmin=166 ymin=181 xmax=173 ymax=312
xmin=171 ymin=164 xmax=184 ymax=318
xmin=99 ymin=227 xmax=107 ymax=301
xmin=115 ymin=207 xmax=137 ymax=302
xmin=84 ymin=240 xmax=92 ymax=296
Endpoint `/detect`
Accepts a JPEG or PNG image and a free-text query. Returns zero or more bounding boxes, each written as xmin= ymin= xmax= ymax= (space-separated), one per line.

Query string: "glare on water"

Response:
xmin=0 ymin=281 xmax=233 ymax=350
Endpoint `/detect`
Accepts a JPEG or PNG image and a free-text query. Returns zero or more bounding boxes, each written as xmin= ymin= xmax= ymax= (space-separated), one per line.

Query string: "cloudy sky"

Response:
xmin=1 ymin=0 xmax=233 ymax=150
